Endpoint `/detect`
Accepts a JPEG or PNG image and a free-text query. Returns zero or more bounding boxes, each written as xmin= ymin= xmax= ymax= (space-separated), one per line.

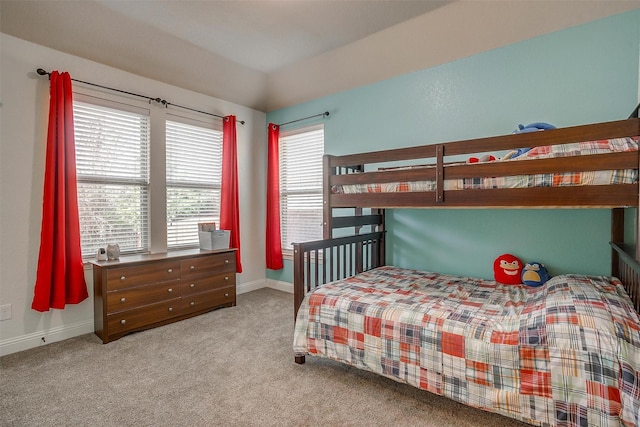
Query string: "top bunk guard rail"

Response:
xmin=328 ymin=119 xmax=639 ymax=167
xmin=325 ymin=118 xmax=640 ymax=209
xmin=293 ymin=231 xmax=385 ymax=319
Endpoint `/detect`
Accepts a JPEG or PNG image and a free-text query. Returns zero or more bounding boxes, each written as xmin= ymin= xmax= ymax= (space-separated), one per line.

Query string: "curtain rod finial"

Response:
xmin=324 ymin=111 xmax=330 ymax=117
xmin=36 ymin=68 xmax=49 ymax=76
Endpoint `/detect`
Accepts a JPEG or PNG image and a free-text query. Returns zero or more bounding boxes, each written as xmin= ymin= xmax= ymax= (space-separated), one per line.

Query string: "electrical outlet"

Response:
xmin=0 ymin=304 xmax=11 ymax=321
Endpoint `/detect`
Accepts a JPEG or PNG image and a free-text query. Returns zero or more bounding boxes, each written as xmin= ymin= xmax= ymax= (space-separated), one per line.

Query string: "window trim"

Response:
xmin=72 ymin=87 xmax=227 ymax=260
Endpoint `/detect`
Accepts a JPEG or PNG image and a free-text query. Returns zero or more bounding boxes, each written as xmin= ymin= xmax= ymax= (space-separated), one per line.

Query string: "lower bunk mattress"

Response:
xmin=293 ymin=266 xmax=640 ymax=427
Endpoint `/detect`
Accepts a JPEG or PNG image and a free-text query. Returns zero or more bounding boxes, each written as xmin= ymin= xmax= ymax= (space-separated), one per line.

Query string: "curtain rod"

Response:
xmin=36 ymin=68 xmax=245 ymax=125
xmin=276 ymin=111 xmax=329 ymax=127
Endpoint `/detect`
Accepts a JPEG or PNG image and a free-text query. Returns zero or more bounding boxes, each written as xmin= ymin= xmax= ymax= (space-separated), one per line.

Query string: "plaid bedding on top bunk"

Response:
xmin=332 ymin=137 xmax=638 ymax=194
xmin=293 ymin=266 xmax=640 ymax=427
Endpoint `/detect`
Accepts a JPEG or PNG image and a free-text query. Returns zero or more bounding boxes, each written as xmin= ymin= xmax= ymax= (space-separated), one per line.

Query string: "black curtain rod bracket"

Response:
xmin=151 ymin=98 xmax=168 ymax=107
xmin=36 ymin=68 xmax=244 ymax=124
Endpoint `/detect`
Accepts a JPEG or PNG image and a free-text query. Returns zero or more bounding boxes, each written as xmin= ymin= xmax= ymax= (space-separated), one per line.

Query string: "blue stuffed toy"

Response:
xmin=521 ymin=262 xmax=551 ymax=287
xmin=513 ymin=122 xmax=556 ymax=134
xmin=504 ymin=122 xmax=557 ymax=159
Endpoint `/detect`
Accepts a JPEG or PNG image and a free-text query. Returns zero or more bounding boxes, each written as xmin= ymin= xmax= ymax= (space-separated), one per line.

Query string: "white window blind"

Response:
xmin=166 ymin=118 xmax=222 ymax=248
xmin=279 ymin=125 xmax=324 ymax=253
xmin=74 ymin=100 xmax=150 ymax=258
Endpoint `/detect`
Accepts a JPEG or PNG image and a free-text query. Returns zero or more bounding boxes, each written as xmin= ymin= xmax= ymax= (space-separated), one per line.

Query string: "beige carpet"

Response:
xmin=0 ymin=288 xmax=530 ymax=427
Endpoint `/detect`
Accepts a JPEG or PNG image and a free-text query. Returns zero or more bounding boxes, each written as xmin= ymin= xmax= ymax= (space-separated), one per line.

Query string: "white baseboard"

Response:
xmin=236 ymin=279 xmax=293 ymax=294
xmin=265 ymin=279 xmax=293 ymax=293
xmin=236 ymin=279 xmax=267 ymax=294
xmin=0 ymin=319 xmax=94 ymax=357
xmin=1 ymin=279 xmax=294 ymax=357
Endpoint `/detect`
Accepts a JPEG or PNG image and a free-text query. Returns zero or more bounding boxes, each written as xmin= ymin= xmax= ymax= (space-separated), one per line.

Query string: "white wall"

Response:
xmin=0 ymin=34 xmax=267 ymax=355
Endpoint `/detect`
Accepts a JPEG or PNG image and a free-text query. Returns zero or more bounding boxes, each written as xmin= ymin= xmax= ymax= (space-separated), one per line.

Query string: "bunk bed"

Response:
xmin=292 ymin=118 xmax=640 ymax=427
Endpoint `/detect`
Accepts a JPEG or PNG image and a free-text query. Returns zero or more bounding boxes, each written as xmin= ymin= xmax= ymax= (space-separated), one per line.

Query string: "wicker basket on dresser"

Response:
xmin=91 ymin=248 xmax=236 ymax=343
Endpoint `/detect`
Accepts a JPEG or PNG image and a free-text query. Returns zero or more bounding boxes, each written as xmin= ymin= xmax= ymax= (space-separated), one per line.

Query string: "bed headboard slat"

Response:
xmin=293 ymin=231 xmax=385 ymax=320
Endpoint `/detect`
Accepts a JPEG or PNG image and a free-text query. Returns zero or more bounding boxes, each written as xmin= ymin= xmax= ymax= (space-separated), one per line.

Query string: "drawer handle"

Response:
xmin=120 ymin=297 xmax=126 ymax=303
xmin=190 ymin=265 xmax=195 ymax=270
xmin=190 ymin=301 xmax=195 ymax=307
xmin=167 ymin=268 xmax=173 ymax=273
xmin=168 ymin=307 xmax=173 ymax=312
xmin=190 ymin=283 xmax=195 ymax=288
xmin=120 ymin=276 xmax=126 ymax=281
xmin=120 ymin=319 xmax=126 ymax=325
xmin=168 ymin=288 xmax=173 ymax=293
xmin=224 ymin=293 xmax=229 ymax=298
xmin=224 ymin=276 xmax=229 ymax=281
xmin=224 ymin=259 xmax=229 ymax=264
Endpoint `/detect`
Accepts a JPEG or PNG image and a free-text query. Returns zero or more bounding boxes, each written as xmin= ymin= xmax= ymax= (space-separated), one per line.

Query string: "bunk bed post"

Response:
xmin=612 ymin=208 xmax=624 ymax=278
xmin=354 ymin=204 xmax=363 ymax=273
xmin=436 ymin=144 xmax=444 ymax=203
xmin=322 ymin=154 xmax=333 ymax=239
xmin=378 ymin=227 xmax=386 ymax=267
xmin=636 ymin=117 xmax=640 ymax=262
xmin=373 ymin=208 xmax=386 ymax=265
xmin=293 ymin=243 xmax=305 ymax=321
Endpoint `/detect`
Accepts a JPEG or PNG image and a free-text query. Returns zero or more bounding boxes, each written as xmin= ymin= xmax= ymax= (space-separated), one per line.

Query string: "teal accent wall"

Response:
xmin=267 ymin=10 xmax=640 ymax=282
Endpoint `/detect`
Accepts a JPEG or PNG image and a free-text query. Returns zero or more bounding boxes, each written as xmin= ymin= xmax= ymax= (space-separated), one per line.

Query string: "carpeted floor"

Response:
xmin=0 ymin=288 xmax=530 ymax=426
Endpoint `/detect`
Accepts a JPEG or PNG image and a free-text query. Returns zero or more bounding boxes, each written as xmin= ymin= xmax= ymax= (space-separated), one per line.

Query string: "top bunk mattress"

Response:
xmin=332 ymin=137 xmax=638 ymax=194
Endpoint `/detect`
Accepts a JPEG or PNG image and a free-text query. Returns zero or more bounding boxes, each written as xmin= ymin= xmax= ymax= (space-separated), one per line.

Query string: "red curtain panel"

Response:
xmin=266 ymin=124 xmax=283 ymax=270
xmin=220 ymin=115 xmax=243 ymax=273
xmin=32 ymin=71 xmax=88 ymax=312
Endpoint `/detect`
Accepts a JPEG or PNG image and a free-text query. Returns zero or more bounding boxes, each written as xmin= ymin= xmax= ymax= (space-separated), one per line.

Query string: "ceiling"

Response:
xmin=1 ymin=1 xmax=639 ymax=112
xmin=96 ymin=0 xmax=452 ymax=74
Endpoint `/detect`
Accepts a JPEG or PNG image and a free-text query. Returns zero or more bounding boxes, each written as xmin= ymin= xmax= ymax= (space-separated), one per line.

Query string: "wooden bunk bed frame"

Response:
xmin=293 ymin=118 xmax=640 ymax=334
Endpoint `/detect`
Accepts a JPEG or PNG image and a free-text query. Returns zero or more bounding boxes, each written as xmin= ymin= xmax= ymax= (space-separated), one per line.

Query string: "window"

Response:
xmin=73 ymin=91 xmax=225 ymax=258
xmin=279 ymin=125 xmax=324 ymax=254
xmin=166 ymin=118 xmax=222 ymax=248
xmin=74 ymin=99 xmax=150 ymax=258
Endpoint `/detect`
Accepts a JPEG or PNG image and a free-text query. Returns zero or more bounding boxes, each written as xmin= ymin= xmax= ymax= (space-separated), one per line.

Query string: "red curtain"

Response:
xmin=221 ymin=115 xmax=243 ymax=273
xmin=32 ymin=71 xmax=88 ymax=312
xmin=266 ymin=124 xmax=283 ymax=269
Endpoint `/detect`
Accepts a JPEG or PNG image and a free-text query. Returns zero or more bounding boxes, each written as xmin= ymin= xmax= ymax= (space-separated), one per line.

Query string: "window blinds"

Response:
xmin=74 ymin=101 xmax=150 ymax=258
xmin=279 ymin=126 xmax=324 ymax=251
xmin=166 ymin=119 xmax=222 ymax=248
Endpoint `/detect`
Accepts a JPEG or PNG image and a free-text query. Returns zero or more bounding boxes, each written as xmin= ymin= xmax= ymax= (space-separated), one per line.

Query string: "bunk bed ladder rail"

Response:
xmin=293 ymin=231 xmax=385 ymax=320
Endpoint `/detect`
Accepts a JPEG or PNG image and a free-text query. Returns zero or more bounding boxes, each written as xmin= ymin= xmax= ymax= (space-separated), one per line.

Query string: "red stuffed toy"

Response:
xmin=493 ymin=253 xmax=523 ymax=284
xmin=467 ymin=154 xmax=496 ymax=163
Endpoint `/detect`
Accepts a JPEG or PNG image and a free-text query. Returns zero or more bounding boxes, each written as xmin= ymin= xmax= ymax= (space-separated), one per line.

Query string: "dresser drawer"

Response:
xmin=106 ymin=281 xmax=179 ymax=312
xmin=106 ymin=299 xmax=180 ymax=335
xmin=180 ymin=286 xmax=236 ymax=315
xmin=181 ymin=253 xmax=235 ymax=279
xmin=106 ymin=260 xmax=180 ymax=291
xmin=181 ymin=271 xmax=235 ymax=296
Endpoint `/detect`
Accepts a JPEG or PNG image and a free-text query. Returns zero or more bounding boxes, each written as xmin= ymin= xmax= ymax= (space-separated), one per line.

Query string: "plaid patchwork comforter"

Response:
xmin=333 ymin=137 xmax=638 ymax=194
xmin=293 ymin=266 xmax=640 ymax=426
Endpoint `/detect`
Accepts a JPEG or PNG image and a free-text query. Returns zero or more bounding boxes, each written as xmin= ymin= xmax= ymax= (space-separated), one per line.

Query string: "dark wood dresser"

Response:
xmin=91 ymin=249 xmax=236 ymax=343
